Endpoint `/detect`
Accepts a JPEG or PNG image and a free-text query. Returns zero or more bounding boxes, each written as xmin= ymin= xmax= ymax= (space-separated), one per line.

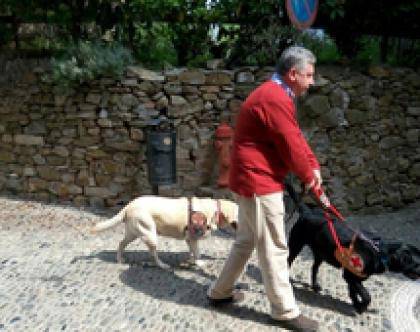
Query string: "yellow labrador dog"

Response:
xmin=91 ymin=196 xmax=238 ymax=269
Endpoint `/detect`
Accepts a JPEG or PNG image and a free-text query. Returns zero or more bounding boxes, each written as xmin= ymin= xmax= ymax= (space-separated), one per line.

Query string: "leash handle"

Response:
xmin=310 ymin=186 xmax=345 ymax=222
xmin=311 ymin=186 xmax=331 ymax=208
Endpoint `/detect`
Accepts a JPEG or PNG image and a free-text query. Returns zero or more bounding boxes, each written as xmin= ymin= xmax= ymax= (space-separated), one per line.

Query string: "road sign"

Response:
xmin=286 ymin=0 xmax=319 ymax=30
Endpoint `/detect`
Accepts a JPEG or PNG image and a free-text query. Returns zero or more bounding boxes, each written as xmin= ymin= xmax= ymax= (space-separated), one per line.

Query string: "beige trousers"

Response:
xmin=208 ymin=192 xmax=300 ymax=320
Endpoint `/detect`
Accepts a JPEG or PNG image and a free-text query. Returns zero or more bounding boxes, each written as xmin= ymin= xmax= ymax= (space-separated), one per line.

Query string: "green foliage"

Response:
xmin=224 ymin=20 xmax=299 ymax=67
xmin=172 ymin=22 xmax=214 ymax=67
xmin=318 ymin=0 xmax=420 ymax=59
xmin=353 ymin=36 xmax=420 ymax=67
xmin=125 ymin=0 xmax=213 ymax=67
xmin=249 ymin=25 xmax=296 ymax=66
xmin=213 ymin=0 xmax=284 ymax=23
xmin=387 ymin=40 xmax=420 ymax=67
xmin=354 ymin=36 xmax=381 ymax=65
xmin=0 ymin=23 xmax=14 ymax=46
xmin=297 ymin=32 xmax=341 ymax=64
xmin=223 ymin=20 xmax=342 ymax=67
xmin=2 ymin=0 xmax=420 ymax=68
xmin=130 ymin=0 xmax=184 ymax=22
xmin=47 ymin=41 xmax=133 ymax=91
xmin=186 ymin=51 xmax=213 ymax=68
xmin=322 ymin=0 xmax=346 ymax=20
xmin=133 ymin=23 xmax=178 ymax=68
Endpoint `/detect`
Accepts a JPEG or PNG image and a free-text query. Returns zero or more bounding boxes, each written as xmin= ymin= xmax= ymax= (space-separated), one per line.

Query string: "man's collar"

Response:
xmin=271 ymin=73 xmax=295 ymax=99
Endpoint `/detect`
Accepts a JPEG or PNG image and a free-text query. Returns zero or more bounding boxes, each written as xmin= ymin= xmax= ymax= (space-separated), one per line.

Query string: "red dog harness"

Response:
xmin=310 ymin=187 xmax=367 ymax=278
xmin=187 ymin=198 xmax=208 ymax=240
xmin=214 ymin=199 xmax=224 ymax=227
xmin=187 ymin=199 xmax=226 ymax=239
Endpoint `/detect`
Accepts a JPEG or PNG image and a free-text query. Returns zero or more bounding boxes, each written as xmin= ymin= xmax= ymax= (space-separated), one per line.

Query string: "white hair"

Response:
xmin=276 ymin=46 xmax=316 ymax=75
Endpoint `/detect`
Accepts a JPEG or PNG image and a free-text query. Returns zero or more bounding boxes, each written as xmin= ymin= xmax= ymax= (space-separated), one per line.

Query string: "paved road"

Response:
xmin=0 ymin=197 xmax=419 ymax=332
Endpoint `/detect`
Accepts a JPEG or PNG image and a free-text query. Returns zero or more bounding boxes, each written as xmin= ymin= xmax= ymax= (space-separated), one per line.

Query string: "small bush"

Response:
xmin=225 ymin=22 xmax=301 ymax=67
xmin=298 ymin=31 xmax=342 ymax=64
xmin=47 ymin=41 xmax=134 ymax=91
xmin=354 ymin=36 xmax=381 ymax=65
xmin=387 ymin=39 xmax=420 ymax=67
xmin=224 ymin=24 xmax=342 ymax=67
xmin=133 ymin=23 xmax=178 ymax=69
xmin=186 ymin=51 xmax=213 ymax=68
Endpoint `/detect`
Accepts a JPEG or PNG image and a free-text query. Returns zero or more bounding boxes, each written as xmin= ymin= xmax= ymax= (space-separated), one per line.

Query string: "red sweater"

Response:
xmin=229 ymin=80 xmax=319 ymax=197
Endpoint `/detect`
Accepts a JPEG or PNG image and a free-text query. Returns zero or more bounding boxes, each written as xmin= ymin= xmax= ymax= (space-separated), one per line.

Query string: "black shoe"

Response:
xmin=272 ymin=314 xmax=318 ymax=332
xmin=207 ymin=290 xmax=245 ymax=306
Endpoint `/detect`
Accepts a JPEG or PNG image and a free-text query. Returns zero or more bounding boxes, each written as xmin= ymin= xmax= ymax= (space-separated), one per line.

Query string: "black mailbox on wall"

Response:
xmin=146 ymin=115 xmax=177 ymax=190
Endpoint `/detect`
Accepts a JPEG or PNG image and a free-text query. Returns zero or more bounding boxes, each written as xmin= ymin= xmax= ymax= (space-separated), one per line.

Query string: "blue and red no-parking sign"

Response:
xmin=286 ymin=0 xmax=319 ymax=30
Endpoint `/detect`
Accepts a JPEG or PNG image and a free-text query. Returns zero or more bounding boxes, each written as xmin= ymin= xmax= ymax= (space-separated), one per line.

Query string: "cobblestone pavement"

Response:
xmin=0 ymin=196 xmax=419 ymax=332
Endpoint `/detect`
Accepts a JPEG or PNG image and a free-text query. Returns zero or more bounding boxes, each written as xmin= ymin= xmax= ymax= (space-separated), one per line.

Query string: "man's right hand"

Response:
xmin=303 ymin=176 xmax=321 ymax=193
xmin=305 ymin=182 xmax=331 ymax=209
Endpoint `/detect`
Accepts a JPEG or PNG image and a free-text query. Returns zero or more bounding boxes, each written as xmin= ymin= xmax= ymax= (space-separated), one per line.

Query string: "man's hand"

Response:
xmin=303 ymin=175 xmax=321 ymax=193
xmin=313 ymin=169 xmax=322 ymax=186
xmin=304 ymin=180 xmax=331 ymax=209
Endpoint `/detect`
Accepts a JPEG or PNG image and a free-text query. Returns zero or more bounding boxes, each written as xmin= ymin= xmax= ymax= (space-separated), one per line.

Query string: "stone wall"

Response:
xmin=0 ymin=61 xmax=419 ymax=213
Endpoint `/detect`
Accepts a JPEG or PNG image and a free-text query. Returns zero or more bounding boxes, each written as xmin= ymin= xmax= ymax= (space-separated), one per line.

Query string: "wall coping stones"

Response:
xmin=126 ymin=66 xmax=165 ymax=82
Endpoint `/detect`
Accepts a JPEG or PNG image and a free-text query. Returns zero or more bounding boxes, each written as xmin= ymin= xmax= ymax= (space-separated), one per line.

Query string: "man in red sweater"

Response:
xmin=207 ymin=46 xmax=321 ymax=332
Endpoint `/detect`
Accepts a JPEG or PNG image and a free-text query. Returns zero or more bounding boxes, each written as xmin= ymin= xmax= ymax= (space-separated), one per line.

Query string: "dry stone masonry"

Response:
xmin=0 ymin=60 xmax=419 ymax=213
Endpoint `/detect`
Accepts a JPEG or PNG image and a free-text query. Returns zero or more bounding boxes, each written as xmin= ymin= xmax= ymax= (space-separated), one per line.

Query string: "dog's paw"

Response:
xmin=354 ymin=303 xmax=369 ymax=314
xmin=312 ymin=283 xmax=322 ymax=293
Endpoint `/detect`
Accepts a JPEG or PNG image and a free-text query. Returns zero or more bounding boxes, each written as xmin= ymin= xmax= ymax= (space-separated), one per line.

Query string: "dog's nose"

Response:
xmin=194 ymin=227 xmax=204 ymax=237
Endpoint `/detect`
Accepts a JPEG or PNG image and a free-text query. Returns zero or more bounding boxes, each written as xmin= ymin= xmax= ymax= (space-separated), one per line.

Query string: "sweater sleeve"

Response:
xmin=261 ymin=97 xmax=316 ymax=184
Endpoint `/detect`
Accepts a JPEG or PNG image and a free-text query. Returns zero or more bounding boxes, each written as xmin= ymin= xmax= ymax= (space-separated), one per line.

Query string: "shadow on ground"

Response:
xmin=71 ymin=248 xmax=363 ymax=318
xmin=245 ymin=263 xmax=357 ymax=317
xmin=73 ymin=249 xmax=222 ymax=266
xmin=118 ymin=260 xmax=277 ymax=327
xmin=74 ymin=250 xmax=275 ymax=325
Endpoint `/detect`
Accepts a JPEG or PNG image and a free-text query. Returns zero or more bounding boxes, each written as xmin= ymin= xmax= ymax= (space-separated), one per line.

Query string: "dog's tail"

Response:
xmin=90 ymin=207 xmax=126 ymax=234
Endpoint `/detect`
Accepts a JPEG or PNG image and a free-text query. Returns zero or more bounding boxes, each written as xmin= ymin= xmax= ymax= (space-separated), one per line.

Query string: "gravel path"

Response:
xmin=0 ymin=196 xmax=419 ymax=332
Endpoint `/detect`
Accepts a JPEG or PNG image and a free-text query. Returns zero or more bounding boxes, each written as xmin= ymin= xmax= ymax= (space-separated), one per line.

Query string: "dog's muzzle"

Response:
xmin=190 ymin=225 xmax=205 ymax=238
xmin=188 ymin=211 xmax=208 ymax=240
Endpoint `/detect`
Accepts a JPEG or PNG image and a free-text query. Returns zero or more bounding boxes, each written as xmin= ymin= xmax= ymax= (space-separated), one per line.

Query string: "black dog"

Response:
xmin=285 ymin=184 xmax=420 ymax=314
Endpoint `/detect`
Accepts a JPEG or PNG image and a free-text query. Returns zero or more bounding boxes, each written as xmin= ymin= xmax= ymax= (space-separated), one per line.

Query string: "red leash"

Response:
xmin=310 ymin=187 xmax=345 ymax=252
xmin=310 ymin=186 xmax=366 ymax=277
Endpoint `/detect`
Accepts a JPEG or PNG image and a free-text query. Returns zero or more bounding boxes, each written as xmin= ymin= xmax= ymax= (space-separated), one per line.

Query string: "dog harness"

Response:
xmin=214 ymin=199 xmax=224 ymax=226
xmin=310 ymin=186 xmax=367 ymax=278
xmin=187 ymin=198 xmax=208 ymax=240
